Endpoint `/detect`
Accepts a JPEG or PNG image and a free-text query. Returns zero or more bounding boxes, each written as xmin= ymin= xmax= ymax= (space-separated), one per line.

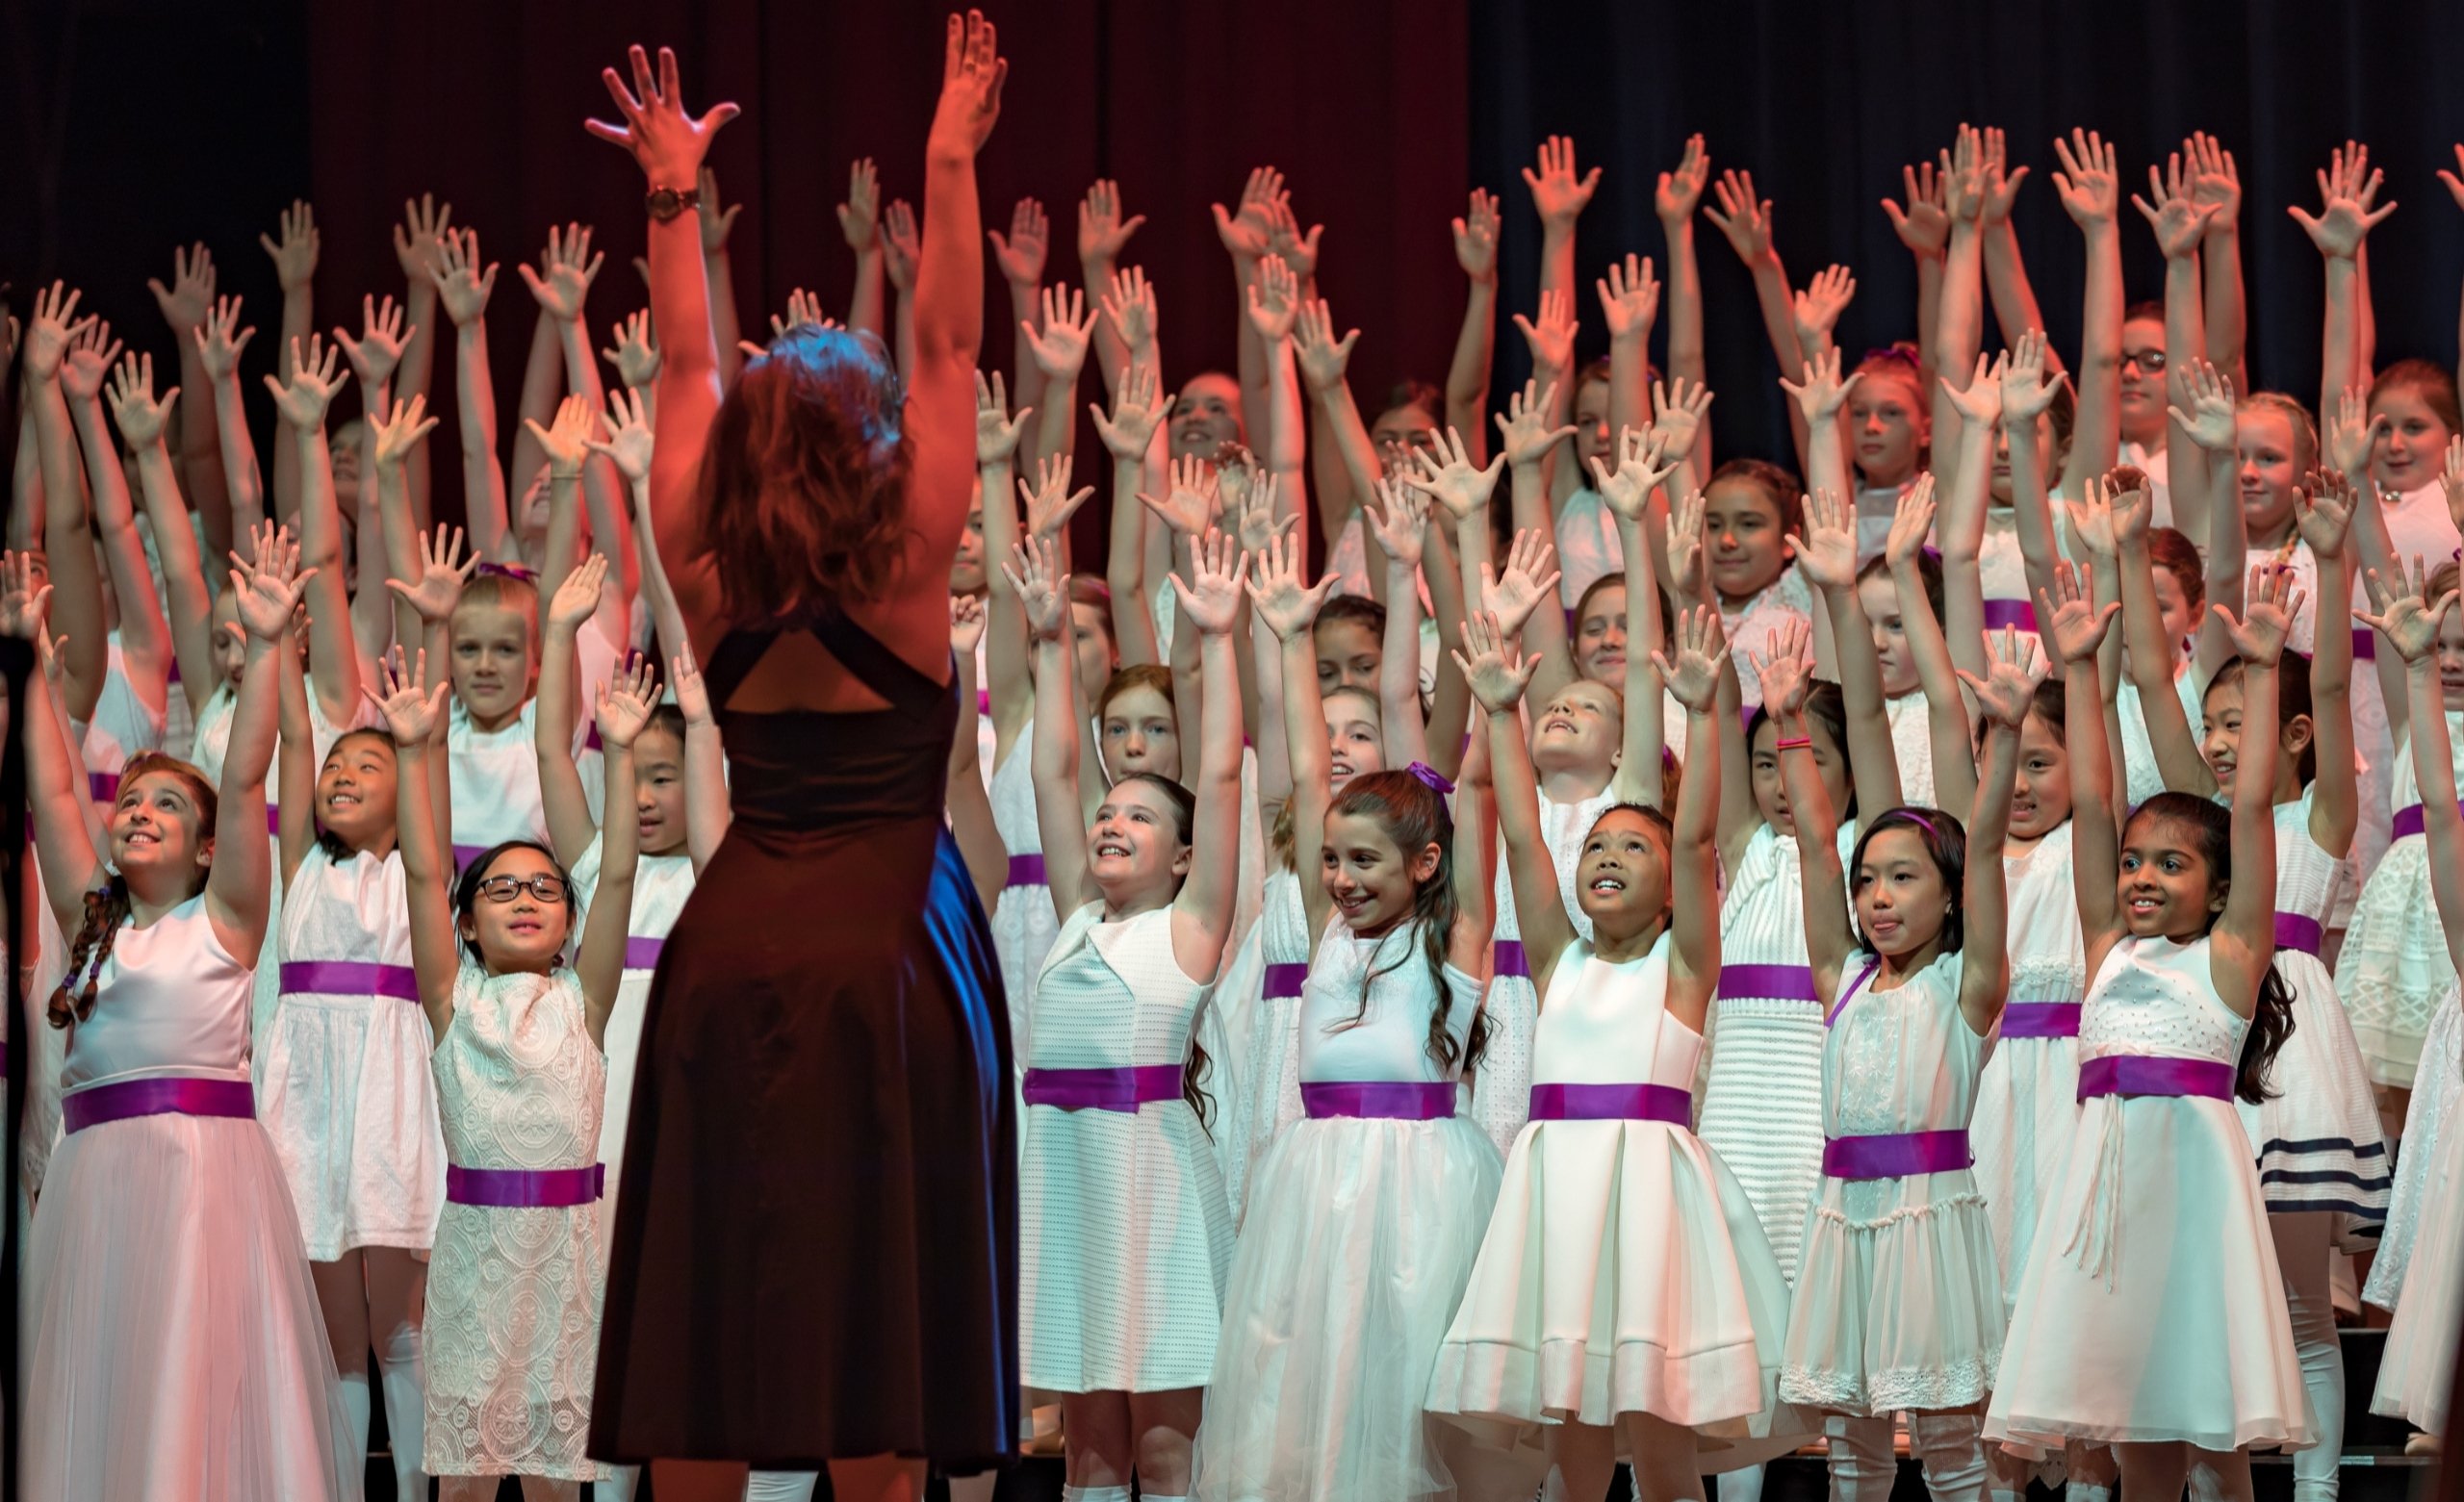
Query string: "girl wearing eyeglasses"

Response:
xmin=378 ymin=640 xmax=652 ymax=1498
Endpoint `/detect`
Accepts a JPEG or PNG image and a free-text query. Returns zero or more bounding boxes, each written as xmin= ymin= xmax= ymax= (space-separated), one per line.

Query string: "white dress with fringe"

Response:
xmin=1781 ymin=951 xmax=2004 ymax=1413
xmin=2337 ymin=712 xmax=2464 ymax=1088
xmin=1987 ymin=935 xmax=2308 ymax=1453
xmin=23 ymin=896 xmax=359 ymax=1502
xmin=1427 ymin=933 xmax=1801 ymax=1461
xmin=1194 ymin=917 xmax=1500 ymax=1502
xmin=1469 ymin=785 xmax=1616 ymax=1158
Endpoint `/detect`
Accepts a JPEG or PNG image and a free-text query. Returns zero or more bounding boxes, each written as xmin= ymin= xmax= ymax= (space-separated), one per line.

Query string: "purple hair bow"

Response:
xmin=1406 ymin=761 xmax=1453 ymax=795
xmin=475 ymin=560 xmax=538 ymax=583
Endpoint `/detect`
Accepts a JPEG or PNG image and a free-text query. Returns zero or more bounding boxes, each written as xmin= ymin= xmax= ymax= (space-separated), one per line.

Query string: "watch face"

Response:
xmin=649 ymin=189 xmax=682 ymax=216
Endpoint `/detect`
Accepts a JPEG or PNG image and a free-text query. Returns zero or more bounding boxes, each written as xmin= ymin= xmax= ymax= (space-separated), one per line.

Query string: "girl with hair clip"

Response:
xmin=2130 ymin=471 xmax=2388 ymax=1502
xmin=1007 ymin=528 xmax=1247 ymax=1502
xmin=1191 ymin=534 xmax=1501 ymax=1502
xmin=10 ymin=533 xmax=360 ymax=1502
xmin=378 ymin=643 xmax=647 ymax=1498
xmin=1429 ymin=604 xmax=1800 ymax=1502
xmin=2361 ymin=557 xmax=2464 ymax=1445
xmin=1763 ymin=609 xmax=2032 ymax=1502
xmin=1988 ymin=562 xmax=2310 ymax=1502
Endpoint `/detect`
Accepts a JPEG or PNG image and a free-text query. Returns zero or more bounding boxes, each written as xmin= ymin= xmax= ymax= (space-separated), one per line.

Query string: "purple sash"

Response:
xmin=2273 ymin=911 xmax=2323 ymax=957
xmin=625 ymin=935 xmax=664 ymax=970
xmin=451 ymin=842 xmax=488 ymax=871
xmin=1528 ymin=1082 xmax=1691 ymax=1124
xmin=2000 ymin=1003 xmax=2083 ymax=1039
xmin=64 ymin=1076 xmax=254 ymax=1134
xmin=2391 ymin=802 xmax=2464 ymax=841
xmin=446 ymin=1163 xmax=604 ymax=1208
xmin=88 ymin=770 xmax=118 ymax=804
xmin=1825 ymin=957 xmax=1883 ymax=1028
xmin=1301 ymin=1082 xmax=1457 ymax=1119
xmin=2352 ymin=627 xmax=2376 ymax=661
xmin=2077 ymin=1054 xmax=2234 ymax=1101
xmin=1493 ymin=940 xmax=1529 ymax=979
xmin=1262 ymin=963 xmax=1309 ymax=1000
xmin=1021 ymin=1064 xmax=1184 ymax=1112
xmin=1005 ymin=853 xmax=1046 ymax=888
xmin=1981 ymin=598 xmax=2039 ymax=634
xmin=1718 ymin=963 xmax=1819 ymax=1002
xmin=279 ymin=961 xmax=421 ymax=1002
xmin=267 ymin=802 xmax=282 ymax=835
xmin=1823 ymin=1129 xmax=1973 ymax=1180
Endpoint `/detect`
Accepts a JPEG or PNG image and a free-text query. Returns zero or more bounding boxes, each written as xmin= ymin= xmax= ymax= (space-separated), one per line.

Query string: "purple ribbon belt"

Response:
xmin=2000 ymin=1003 xmax=2083 ymax=1039
xmin=2352 ymin=627 xmax=2376 ymax=661
xmin=1262 ymin=963 xmax=1309 ymax=1000
xmin=1981 ymin=598 xmax=2039 ymax=634
xmin=2273 ymin=912 xmax=2323 ymax=957
xmin=64 ymin=1076 xmax=254 ymax=1134
xmin=1302 ymin=1082 xmax=1456 ymax=1119
xmin=1492 ymin=940 xmax=1529 ymax=979
xmin=1717 ymin=963 xmax=1820 ymax=1002
xmin=280 ymin=961 xmax=421 ymax=1001
xmin=266 ymin=802 xmax=282 ymax=835
xmin=1823 ymin=1129 xmax=1973 ymax=1180
xmin=446 ymin=1163 xmax=604 ymax=1208
xmin=626 ymin=936 xmax=665 ymax=970
xmin=451 ymin=842 xmax=488 ymax=871
xmin=1021 ymin=1064 xmax=1184 ymax=1112
xmin=87 ymin=770 xmax=119 ymax=804
xmin=1005 ymin=853 xmax=1045 ymax=888
xmin=2391 ymin=802 xmax=2464 ymax=841
xmin=2077 ymin=1055 xmax=2234 ymax=1101
xmin=1528 ymin=1082 xmax=1691 ymax=1124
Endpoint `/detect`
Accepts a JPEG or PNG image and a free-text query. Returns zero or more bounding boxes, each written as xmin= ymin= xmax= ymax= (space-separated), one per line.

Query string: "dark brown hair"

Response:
xmin=1322 ymin=770 xmax=1487 ymax=1072
xmin=2123 ymin=792 xmax=2296 ymax=1104
xmin=50 ymin=753 xmax=219 ymax=1028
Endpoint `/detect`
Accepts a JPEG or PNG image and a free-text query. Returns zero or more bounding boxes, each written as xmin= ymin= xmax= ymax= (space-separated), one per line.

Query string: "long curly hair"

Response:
xmin=50 ymin=753 xmax=218 ymax=1028
xmin=701 ymin=325 xmax=913 ymax=625
xmin=2125 ymin=792 xmax=2296 ymax=1105
xmin=1320 ymin=771 xmax=1488 ymax=1073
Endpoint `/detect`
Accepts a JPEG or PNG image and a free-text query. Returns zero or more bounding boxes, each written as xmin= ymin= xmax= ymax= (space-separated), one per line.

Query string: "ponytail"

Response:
xmin=48 ymin=873 xmax=134 ymax=1029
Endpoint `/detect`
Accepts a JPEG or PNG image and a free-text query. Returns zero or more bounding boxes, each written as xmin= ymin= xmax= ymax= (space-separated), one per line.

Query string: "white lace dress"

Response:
xmin=1471 ymin=784 xmax=1616 ymax=1158
xmin=424 ymin=965 xmax=607 ymax=1481
xmin=2338 ymin=712 xmax=2464 ymax=1087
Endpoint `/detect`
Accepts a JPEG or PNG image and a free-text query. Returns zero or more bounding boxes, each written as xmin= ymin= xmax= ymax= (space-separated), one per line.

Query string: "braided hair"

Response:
xmin=50 ymin=753 xmax=219 ymax=1028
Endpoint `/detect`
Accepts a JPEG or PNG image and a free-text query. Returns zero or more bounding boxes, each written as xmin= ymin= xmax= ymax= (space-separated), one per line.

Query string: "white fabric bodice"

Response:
xmin=279 ymin=844 xmax=412 ymax=970
xmin=434 ymin=966 xmax=603 ymax=1171
xmin=988 ymin=714 xmax=1042 ymax=858
xmin=1260 ymin=866 xmax=1313 ymax=966
xmin=2079 ymin=935 xmax=2248 ymax=1068
xmin=62 ymin=896 xmax=252 ymax=1090
xmin=1886 ymin=692 xmax=1937 ymax=809
xmin=1491 ymin=785 xmax=1617 ymax=948
xmin=1554 ymin=485 xmax=1624 ymax=607
xmin=80 ymin=633 xmax=167 ymax=797
xmin=1533 ymin=931 xmax=1702 ymax=1089
xmin=2381 ymin=478 xmax=2464 ymax=582
xmin=2394 ymin=711 xmax=2464 ymax=818
xmin=1822 ymin=951 xmax=1984 ymax=1137
xmin=192 ymin=676 xmax=370 ymax=789
xmin=2005 ymin=821 xmax=2086 ymax=1006
xmin=1296 ymin=918 xmax=1478 ymax=1085
xmin=2274 ymin=788 xmax=2344 ymax=923
xmin=572 ymin=837 xmax=695 ymax=960
xmin=1029 ymin=904 xmax=1210 ymax=1072
xmin=447 ymin=698 xmax=602 ymax=856
xmin=2117 ymin=670 xmax=2206 ymax=812
xmin=1719 ymin=822 xmax=1856 ymax=967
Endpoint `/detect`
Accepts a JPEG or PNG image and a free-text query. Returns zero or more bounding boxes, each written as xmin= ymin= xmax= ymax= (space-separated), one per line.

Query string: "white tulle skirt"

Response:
xmin=22 ymin=1108 xmax=360 ymax=1502
xmin=1194 ymin=1109 xmax=1502 ymax=1502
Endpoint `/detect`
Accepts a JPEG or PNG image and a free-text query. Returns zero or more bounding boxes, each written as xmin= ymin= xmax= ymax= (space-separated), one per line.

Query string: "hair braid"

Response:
xmin=48 ymin=874 xmax=133 ymax=1029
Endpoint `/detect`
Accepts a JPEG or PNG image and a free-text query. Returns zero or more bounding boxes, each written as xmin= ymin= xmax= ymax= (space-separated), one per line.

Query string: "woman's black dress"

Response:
xmin=590 ymin=610 xmax=1017 ymax=1470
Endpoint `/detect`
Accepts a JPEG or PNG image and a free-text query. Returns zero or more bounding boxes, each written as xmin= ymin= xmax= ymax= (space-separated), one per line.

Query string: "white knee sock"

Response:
xmin=1909 ymin=1413 xmax=1988 ymax=1502
xmin=1827 ymin=1414 xmax=1899 ymax=1502
xmin=596 ymin=1463 xmax=641 ymax=1502
xmin=335 ymin=1362 xmax=371 ymax=1475
xmin=375 ymin=1317 xmax=425 ymax=1494
xmin=1060 ymin=1488 xmax=1133 ymax=1502
xmin=744 ymin=1472 xmax=819 ymax=1502
xmin=1718 ymin=1463 xmax=1767 ymax=1502
xmin=1139 ymin=1495 xmax=1190 ymax=1502
xmin=2065 ymin=1485 xmax=2112 ymax=1502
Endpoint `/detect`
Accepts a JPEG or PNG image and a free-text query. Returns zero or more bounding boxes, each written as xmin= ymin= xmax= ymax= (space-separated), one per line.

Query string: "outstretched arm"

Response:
xmin=1447 ymin=190 xmax=1502 ymax=462
xmin=1660 ymin=606 xmax=1728 ymax=1032
xmin=2211 ymin=568 xmax=2296 ymax=1018
xmin=1758 ymin=621 xmax=1858 ymax=995
xmin=1455 ymin=611 xmax=1580 ymax=989
xmin=1954 ymin=637 xmax=2039 ymax=1035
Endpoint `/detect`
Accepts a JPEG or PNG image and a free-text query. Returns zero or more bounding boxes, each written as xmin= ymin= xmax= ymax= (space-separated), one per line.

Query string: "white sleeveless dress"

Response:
xmin=2351 ymin=480 xmax=2461 ymax=900
xmin=1970 ymin=821 xmax=2085 ymax=1321
xmin=1194 ymin=917 xmax=1499 ymax=1502
xmin=1472 ymin=784 xmax=1616 ymax=1158
xmin=1429 ymin=932 xmax=1799 ymax=1459
xmin=987 ymin=719 xmax=1062 ymax=1053
xmin=1988 ymin=935 xmax=2308 ymax=1452
xmin=257 ymin=843 xmax=447 ymax=1260
xmin=2368 ymin=981 xmax=2464 ymax=1310
xmin=1019 ymin=904 xmax=1233 ymax=1392
xmin=78 ymin=632 xmax=168 ymax=808
xmin=571 ymin=834 xmax=695 ymax=1243
xmin=424 ymin=965 xmax=607 ymax=1482
xmin=1782 ymin=951 xmax=2003 ymax=1413
xmin=23 ymin=897 xmax=358 ymax=1502
xmin=1886 ymin=693 xmax=1936 ymax=809
xmin=2373 ymin=1040 xmax=2464 ymax=1433
xmin=1698 ymin=822 xmax=1855 ymax=1285
xmin=2339 ymin=711 xmax=2464 ymax=1088
xmin=446 ymin=697 xmax=601 ymax=869
xmin=1219 ymin=865 xmax=1312 ymax=1227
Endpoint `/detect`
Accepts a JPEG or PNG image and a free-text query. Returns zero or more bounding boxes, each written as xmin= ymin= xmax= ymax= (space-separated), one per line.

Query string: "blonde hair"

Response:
xmin=2239 ymin=392 xmax=2320 ymax=478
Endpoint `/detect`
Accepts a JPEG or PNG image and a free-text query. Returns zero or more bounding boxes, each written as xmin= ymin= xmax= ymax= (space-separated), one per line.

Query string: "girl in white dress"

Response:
xmin=1765 ymin=613 xmax=2034 ymax=1502
xmin=1989 ymin=564 xmax=2309 ymax=1502
xmin=1430 ymin=606 xmax=1801 ymax=1502
xmin=1008 ymin=532 xmax=1247 ymax=1502
xmin=381 ymin=645 xmax=647 ymax=1497
xmin=2130 ymin=474 xmax=2390 ymax=1499
xmin=2362 ymin=560 xmax=2464 ymax=1441
xmin=1193 ymin=536 xmax=1500 ymax=1502
xmin=14 ymin=535 xmax=359 ymax=1501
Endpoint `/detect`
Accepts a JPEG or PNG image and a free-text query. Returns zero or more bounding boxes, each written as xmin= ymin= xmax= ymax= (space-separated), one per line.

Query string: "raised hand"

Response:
xmin=1942 ymin=123 xmax=1989 ymax=221
xmin=1979 ymin=126 xmax=2032 ymax=225
xmin=1779 ymin=344 xmax=1861 ymax=424
xmin=2289 ymin=141 xmax=2396 ymax=259
xmin=1882 ymin=159 xmax=1951 ymax=256
xmin=670 ymin=647 xmax=712 ymax=726
xmin=1796 ymin=487 xmax=1860 ymax=592
xmin=1705 ymin=166 xmax=1777 ymax=263
xmin=1213 ymin=166 xmax=1284 ymax=261
xmin=837 ymin=159 xmax=881 ymax=252
xmin=261 ymin=200 xmax=320 ymax=292
xmin=371 ymin=394 xmax=441 ymax=469
xmin=521 ymin=222 xmax=604 ymax=323
xmin=1656 ymin=134 xmax=1710 ymax=227
xmin=595 ymin=653 xmax=661 ymax=751
xmin=1512 ymin=290 xmax=1578 ymax=380
xmin=430 ymin=228 xmax=499 ymax=327
xmin=697 ymin=166 xmax=741 ymax=252
xmin=1243 ymin=526 xmax=1336 ymax=642
xmin=1749 ymin=616 xmax=1814 ymax=717
xmin=1090 ymin=362 xmax=1168 ymax=460
xmin=586 ymin=44 xmax=742 ymax=186
xmin=1367 ymin=479 xmax=1429 ymax=569
xmin=1792 ymin=264 xmax=1857 ymax=349
xmin=105 ymin=353 xmax=179 ymax=449
xmin=1169 ymin=527 xmax=1245 ymax=637
xmin=2050 ymin=127 xmax=2119 ymax=229
xmin=1245 ymin=254 xmax=1300 ymax=342
xmin=950 ymin=593 xmax=988 ymax=656
xmin=2218 ymin=564 xmax=2302 ymax=666
xmin=1017 ymin=453 xmax=1094 ymax=541
xmin=1479 ymin=528 xmax=1562 ymax=640
xmin=0 ymin=551 xmax=55 ymax=641
xmin=334 ymin=293 xmax=409 ymax=389
xmin=367 ymin=645 xmax=452 ymax=748
xmin=2444 ymin=436 xmax=2464 ymax=536
xmin=24 ymin=282 xmax=84 ymax=382
xmin=1000 ymin=536 xmax=1067 ymax=642
xmin=1665 ymin=485 xmax=1709 ymax=601
xmin=1453 ymin=187 xmax=1502 ymax=281
xmin=1942 ymin=350 xmax=2007 ymax=428
xmin=1958 ymin=626 xmax=2049 ymax=726
xmin=588 ymin=387 xmax=655 ymax=483
xmin=2326 ymin=385 xmax=2386 ymax=477
xmin=1450 ymin=610 xmax=1540 ymax=714
xmin=974 ymin=369 xmax=1030 ymax=464
xmin=2358 ymin=555 xmax=2459 ymax=664
xmin=1596 ymin=252 xmax=1660 ymax=342
xmin=1292 ymin=296 xmax=1359 ymax=395
xmin=2297 ymin=468 xmax=2358 ymax=560
xmin=1886 ymin=473 xmax=1938 ymax=569
xmin=881 ymin=199 xmax=921 ymax=292
xmin=2166 ymin=358 xmax=2238 ymax=451
xmin=1230 ymin=470 xmax=1288 ymax=556
xmin=602 ymin=308 xmax=660 ymax=390
xmin=231 ymin=522 xmax=314 ymax=640
xmin=1099 ymin=266 xmax=1158 ymax=357
xmin=1024 ymin=284 xmax=1099 ymax=378
xmin=550 ymin=552 xmax=611 ymax=632
xmin=524 ymin=393 xmax=598 ymax=478
xmin=1656 ymin=604 xmax=1729 ymax=713
xmin=1405 ymin=424 xmax=1508 ymax=520
xmin=384 ymin=523 xmax=477 ymax=624
xmin=769 ymin=288 xmax=834 ymax=342
xmin=2000 ymin=328 xmax=2070 ymax=424
xmin=263 ymin=336 xmax=346 ymax=429
xmin=392 ymin=193 xmax=454 ymax=288
xmin=194 ymin=294 xmax=256 ymax=381
xmin=1266 ymin=195 xmax=1322 ymax=282
xmin=1524 ymin=135 xmax=1602 ymax=231
xmin=1078 ymin=178 xmax=1145 ymax=264
xmin=2132 ymin=156 xmax=2220 ymax=260
xmin=2184 ymin=131 xmax=2240 ymax=231
xmin=1648 ymin=375 xmax=1715 ymax=460
xmin=61 ymin=317 xmax=124 ymax=403
xmin=1589 ymin=428 xmax=1678 ymax=524
xmin=147 ymin=242 xmax=217 ymax=331
xmin=1137 ymin=453 xmax=1220 ymax=539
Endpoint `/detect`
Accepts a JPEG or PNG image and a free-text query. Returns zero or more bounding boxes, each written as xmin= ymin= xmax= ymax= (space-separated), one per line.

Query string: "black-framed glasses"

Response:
xmin=2121 ymin=347 xmax=2167 ymax=372
xmin=476 ymin=874 xmax=568 ymax=904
